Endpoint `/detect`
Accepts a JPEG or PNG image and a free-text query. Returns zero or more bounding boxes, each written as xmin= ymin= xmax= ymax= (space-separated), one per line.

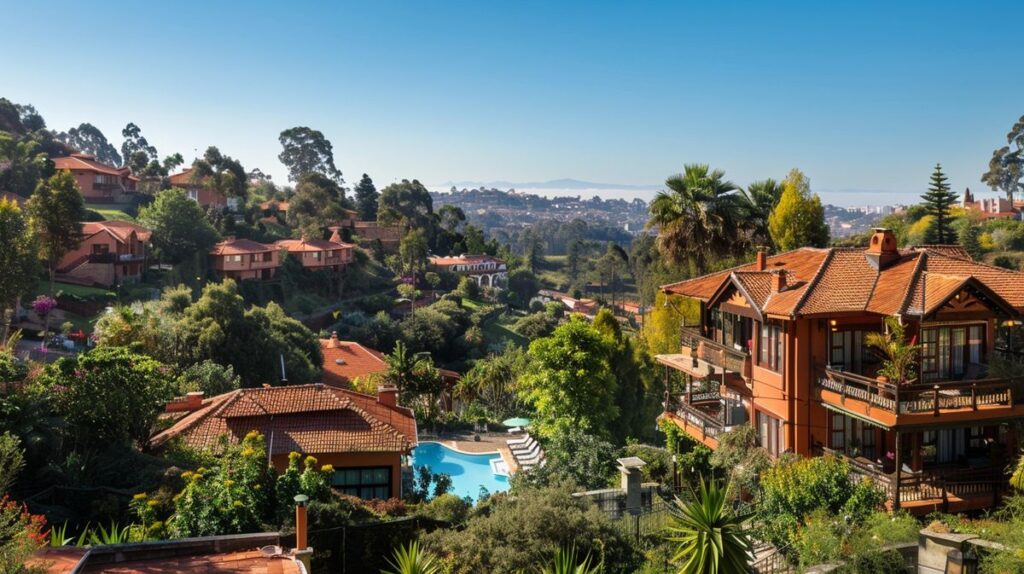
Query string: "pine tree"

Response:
xmin=354 ymin=173 xmax=379 ymax=221
xmin=921 ymin=163 xmax=958 ymax=245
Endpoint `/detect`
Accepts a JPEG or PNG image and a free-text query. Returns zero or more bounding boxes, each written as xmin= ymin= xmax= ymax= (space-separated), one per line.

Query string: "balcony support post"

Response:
xmin=933 ymin=385 xmax=940 ymax=416
xmin=893 ymin=430 xmax=902 ymax=511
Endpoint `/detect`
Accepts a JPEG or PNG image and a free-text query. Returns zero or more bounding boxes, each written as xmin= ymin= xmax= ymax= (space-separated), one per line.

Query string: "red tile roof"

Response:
xmin=664 ymin=244 xmax=1024 ymax=317
xmin=276 ymin=238 xmax=354 ymax=253
xmin=168 ymin=167 xmax=197 ymax=186
xmin=53 ymin=154 xmax=138 ymax=181
xmin=83 ymin=220 xmax=152 ymax=243
xmin=31 ymin=547 xmax=302 ymax=574
xmin=429 ymin=254 xmax=505 ymax=266
xmin=150 ymin=384 xmax=417 ymax=456
xmin=211 ymin=237 xmax=276 ymax=255
xmin=320 ymin=338 xmax=389 ymax=387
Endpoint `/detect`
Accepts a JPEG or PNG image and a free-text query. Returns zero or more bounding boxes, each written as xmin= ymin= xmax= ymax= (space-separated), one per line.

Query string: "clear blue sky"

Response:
xmin=2 ymin=0 xmax=1021 ymax=205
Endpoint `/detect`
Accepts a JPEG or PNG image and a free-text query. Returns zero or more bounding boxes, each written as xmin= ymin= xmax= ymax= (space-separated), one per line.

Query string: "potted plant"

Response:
xmin=866 ymin=316 xmax=920 ymax=385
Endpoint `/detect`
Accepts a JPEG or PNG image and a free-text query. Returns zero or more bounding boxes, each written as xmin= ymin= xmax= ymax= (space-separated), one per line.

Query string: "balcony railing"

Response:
xmin=672 ymin=398 xmax=725 ymax=439
xmin=818 ymin=368 xmax=1018 ymax=416
xmin=822 ymin=448 xmax=1005 ymax=507
xmin=680 ymin=327 xmax=751 ymax=377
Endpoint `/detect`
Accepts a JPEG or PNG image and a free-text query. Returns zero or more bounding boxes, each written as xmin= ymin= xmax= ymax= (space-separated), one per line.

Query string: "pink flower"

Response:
xmin=31 ymin=296 xmax=58 ymax=316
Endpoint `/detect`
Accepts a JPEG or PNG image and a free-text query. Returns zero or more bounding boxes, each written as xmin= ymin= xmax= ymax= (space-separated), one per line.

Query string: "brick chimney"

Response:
xmin=755 ymin=250 xmax=767 ymax=271
xmin=326 ymin=331 xmax=340 ymax=349
xmin=377 ymin=385 xmax=398 ymax=407
xmin=865 ymin=228 xmax=899 ymax=269
xmin=164 ymin=391 xmax=205 ymax=413
xmin=328 ymin=226 xmax=342 ymax=243
xmin=771 ymin=269 xmax=787 ymax=293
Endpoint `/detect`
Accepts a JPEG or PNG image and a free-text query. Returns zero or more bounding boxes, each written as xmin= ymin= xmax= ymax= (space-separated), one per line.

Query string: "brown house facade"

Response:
xmin=275 ymin=229 xmax=355 ymax=273
xmin=151 ymin=384 xmax=418 ymax=500
xmin=209 ymin=237 xmax=279 ymax=281
xmin=168 ymin=167 xmax=228 ymax=208
xmin=658 ymin=229 xmax=1024 ymax=514
xmin=56 ymin=221 xmax=151 ymax=286
xmin=53 ymin=154 xmax=138 ymax=203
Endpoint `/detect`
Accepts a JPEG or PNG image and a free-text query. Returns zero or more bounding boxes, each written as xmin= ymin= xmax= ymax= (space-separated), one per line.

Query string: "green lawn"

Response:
xmin=85 ymin=203 xmax=136 ymax=222
xmin=33 ymin=280 xmax=116 ymax=299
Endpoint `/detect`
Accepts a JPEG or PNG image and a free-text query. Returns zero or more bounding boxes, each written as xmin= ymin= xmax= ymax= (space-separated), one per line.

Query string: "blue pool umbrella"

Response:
xmin=502 ymin=417 xmax=531 ymax=427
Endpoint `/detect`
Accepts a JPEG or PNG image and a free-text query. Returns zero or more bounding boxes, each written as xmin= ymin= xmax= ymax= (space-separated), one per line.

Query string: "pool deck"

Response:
xmin=418 ymin=431 xmax=520 ymax=474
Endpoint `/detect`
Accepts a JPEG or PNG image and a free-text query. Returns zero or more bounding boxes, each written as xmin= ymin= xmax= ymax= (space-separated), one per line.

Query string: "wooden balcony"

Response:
xmin=816 ymin=368 xmax=1024 ymax=429
xmin=658 ymin=327 xmax=752 ymax=382
xmin=822 ymin=448 xmax=1006 ymax=515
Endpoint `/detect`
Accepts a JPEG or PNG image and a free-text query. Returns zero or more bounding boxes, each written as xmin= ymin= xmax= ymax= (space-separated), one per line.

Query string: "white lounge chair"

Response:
xmin=507 ymin=434 xmax=533 ymax=447
xmin=514 ymin=444 xmax=542 ymax=462
xmin=510 ymin=438 xmax=537 ymax=454
xmin=519 ymin=451 xmax=546 ymax=467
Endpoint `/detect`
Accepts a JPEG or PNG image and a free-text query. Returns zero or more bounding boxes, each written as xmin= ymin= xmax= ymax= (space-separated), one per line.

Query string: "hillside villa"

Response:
xmin=209 ymin=237 xmax=280 ymax=281
xmin=428 ymin=254 xmax=507 ymax=288
xmin=56 ymin=221 xmax=151 ymax=286
xmin=53 ymin=153 xmax=138 ymax=203
xmin=151 ymin=383 xmax=417 ymax=500
xmin=657 ymin=228 xmax=1024 ymax=514
xmin=961 ymin=188 xmax=1024 ymax=221
xmin=168 ymin=167 xmax=231 ymax=208
xmin=275 ymin=228 xmax=355 ymax=273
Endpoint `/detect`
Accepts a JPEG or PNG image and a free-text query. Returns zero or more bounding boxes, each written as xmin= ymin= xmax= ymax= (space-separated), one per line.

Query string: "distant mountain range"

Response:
xmin=437 ymin=178 xmax=661 ymax=191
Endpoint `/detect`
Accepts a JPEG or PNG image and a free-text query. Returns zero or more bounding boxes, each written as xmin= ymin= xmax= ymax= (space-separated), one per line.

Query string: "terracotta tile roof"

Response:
xmin=211 ymin=237 xmax=276 ymax=255
xmin=663 ymin=244 xmax=1024 ymax=317
xmin=276 ymin=238 xmax=354 ymax=253
xmin=150 ymin=384 xmax=417 ymax=456
xmin=168 ymin=167 xmax=196 ymax=186
xmin=32 ymin=547 xmax=303 ymax=574
xmin=53 ymin=154 xmax=139 ymax=181
xmin=320 ymin=339 xmax=389 ymax=387
xmin=83 ymin=220 xmax=152 ymax=243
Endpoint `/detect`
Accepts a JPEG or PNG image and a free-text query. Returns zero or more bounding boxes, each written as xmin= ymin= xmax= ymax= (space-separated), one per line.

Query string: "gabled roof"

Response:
xmin=53 ymin=154 xmax=138 ymax=181
xmin=150 ymin=384 xmax=417 ymax=456
xmin=168 ymin=167 xmax=197 ymax=186
xmin=82 ymin=220 xmax=152 ymax=243
xmin=663 ymin=244 xmax=1024 ymax=318
xmin=210 ymin=237 xmax=275 ymax=255
xmin=276 ymin=238 xmax=354 ymax=253
xmin=320 ymin=338 xmax=389 ymax=387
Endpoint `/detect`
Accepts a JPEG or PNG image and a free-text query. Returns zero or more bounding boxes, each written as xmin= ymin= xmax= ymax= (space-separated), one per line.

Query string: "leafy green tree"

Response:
xmin=921 ymin=163 xmax=958 ymax=245
xmin=666 ymin=478 xmax=753 ymax=574
xmin=0 ymin=198 xmax=38 ymax=342
xmin=120 ymin=122 xmax=158 ymax=172
xmin=513 ymin=312 xmax=559 ymax=339
xmin=175 ymin=360 xmax=242 ymax=396
xmin=506 ymin=268 xmax=539 ymax=309
xmin=399 ymin=228 xmax=430 ymax=275
xmin=767 ymin=168 xmax=829 ymax=251
xmin=981 ymin=114 xmax=1024 ymax=204
xmin=378 ymin=179 xmax=435 ymax=234
xmin=162 ymin=152 xmax=185 ymax=174
xmin=380 ymin=340 xmax=442 ymax=418
xmin=278 ymin=126 xmax=343 ymax=184
xmin=463 ymin=225 xmax=488 ymax=254
xmin=593 ymin=308 xmax=652 ymax=443
xmin=566 ymin=240 xmax=583 ymax=281
xmin=38 ymin=345 xmax=173 ymax=449
xmin=354 ymin=173 xmax=379 ymax=220
xmin=421 ymin=483 xmax=642 ymax=574
xmin=139 ymin=188 xmax=221 ymax=263
xmin=519 ymin=317 xmax=617 ymax=438
xmin=0 ymin=432 xmax=25 ymax=494
xmin=517 ymin=427 xmax=616 ymax=490
xmin=0 ymin=132 xmax=50 ymax=199
xmin=56 ymin=123 xmax=121 ymax=166
xmin=26 ymin=170 xmax=86 ymax=310
xmin=288 ymin=172 xmax=348 ymax=239
xmin=454 ymin=344 xmax=528 ymax=418
xmin=191 ymin=146 xmax=247 ymax=199
xmin=740 ymin=178 xmax=783 ymax=249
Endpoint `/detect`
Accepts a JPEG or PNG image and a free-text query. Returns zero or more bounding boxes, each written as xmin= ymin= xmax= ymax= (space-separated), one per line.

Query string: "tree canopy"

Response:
xmin=981 ymin=114 xmax=1024 ymax=203
xmin=56 ymin=123 xmax=122 ymax=166
xmin=139 ymin=188 xmax=221 ymax=263
xmin=278 ymin=126 xmax=343 ymax=184
xmin=354 ymin=173 xmax=379 ymax=220
xmin=921 ymin=163 xmax=958 ymax=245
xmin=767 ymin=168 xmax=829 ymax=251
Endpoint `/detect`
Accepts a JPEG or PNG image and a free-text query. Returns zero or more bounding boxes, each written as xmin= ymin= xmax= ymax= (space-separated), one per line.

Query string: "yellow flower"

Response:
xmin=233 ymin=500 xmax=243 ymax=508
xmin=223 ymin=479 xmax=235 ymax=487
xmin=132 ymin=493 xmax=148 ymax=501
xmin=241 ymin=447 xmax=256 ymax=457
xmin=321 ymin=464 xmax=334 ymax=473
xmin=147 ymin=499 xmax=158 ymax=508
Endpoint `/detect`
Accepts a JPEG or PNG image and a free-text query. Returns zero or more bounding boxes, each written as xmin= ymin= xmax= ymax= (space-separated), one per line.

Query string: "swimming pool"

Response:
xmin=412 ymin=442 xmax=510 ymax=500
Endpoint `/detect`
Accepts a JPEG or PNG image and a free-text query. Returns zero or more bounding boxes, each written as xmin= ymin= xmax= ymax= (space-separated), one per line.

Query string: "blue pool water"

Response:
xmin=412 ymin=442 xmax=509 ymax=500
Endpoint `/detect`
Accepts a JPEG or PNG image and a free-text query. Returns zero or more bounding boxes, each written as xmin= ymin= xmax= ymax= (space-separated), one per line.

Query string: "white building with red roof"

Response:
xmin=429 ymin=254 xmax=507 ymax=287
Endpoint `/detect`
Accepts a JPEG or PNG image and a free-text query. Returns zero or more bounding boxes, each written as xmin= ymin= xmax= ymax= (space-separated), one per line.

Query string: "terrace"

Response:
xmin=816 ymin=368 xmax=1024 ymax=428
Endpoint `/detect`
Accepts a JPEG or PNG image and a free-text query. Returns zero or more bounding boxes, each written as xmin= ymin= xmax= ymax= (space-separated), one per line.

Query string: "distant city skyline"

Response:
xmin=3 ymin=1 xmax=1022 ymax=208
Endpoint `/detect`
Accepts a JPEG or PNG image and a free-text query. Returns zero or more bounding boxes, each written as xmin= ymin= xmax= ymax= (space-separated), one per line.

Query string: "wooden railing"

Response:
xmin=818 ymin=368 xmax=1019 ymax=415
xmin=673 ymin=399 xmax=725 ymax=439
xmin=822 ymin=448 xmax=1005 ymax=507
xmin=680 ymin=327 xmax=751 ymax=376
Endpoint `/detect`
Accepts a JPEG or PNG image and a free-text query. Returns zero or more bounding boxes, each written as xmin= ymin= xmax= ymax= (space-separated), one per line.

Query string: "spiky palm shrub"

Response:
xmin=382 ymin=541 xmax=441 ymax=574
xmin=666 ymin=478 xmax=753 ymax=574
xmin=537 ymin=545 xmax=602 ymax=574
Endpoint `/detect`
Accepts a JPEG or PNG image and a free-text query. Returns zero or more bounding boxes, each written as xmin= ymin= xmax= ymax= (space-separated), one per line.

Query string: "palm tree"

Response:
xmin=382 ymin=542 xmax=441 ymax=574
xmin=666 ymin=478 xmax=753 ymax=574
xmin=647 ymin=165 xmax=744 ymax=274
xmin=740 ymin=179 xmax=783 ymax=250
xmin=865 ymin=316 xmax=919 ymax=384
xmin=537 ymin=545 xmax=602 ymax=574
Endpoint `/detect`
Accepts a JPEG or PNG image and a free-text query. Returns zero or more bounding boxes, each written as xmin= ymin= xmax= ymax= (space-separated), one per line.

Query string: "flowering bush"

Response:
xmin=30 ymin=296 xmax=57 ymax=317
xmin=0 ymin=494 xmax=47 ymax=572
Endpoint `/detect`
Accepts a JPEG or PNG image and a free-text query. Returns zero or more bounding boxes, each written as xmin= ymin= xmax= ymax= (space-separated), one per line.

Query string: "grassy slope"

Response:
xmin=85 ymin=203 xmax=136 ymax=222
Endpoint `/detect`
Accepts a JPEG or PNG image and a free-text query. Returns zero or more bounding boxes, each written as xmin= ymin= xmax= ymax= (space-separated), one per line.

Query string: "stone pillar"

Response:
xmin=617 ymin=457 xmax=647 ymax=515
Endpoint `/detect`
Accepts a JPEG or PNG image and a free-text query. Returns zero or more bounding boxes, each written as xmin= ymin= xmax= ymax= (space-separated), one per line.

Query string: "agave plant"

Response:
xmin=88 ymin=521 xmax=133 ymax=545
xmin=382 ymin=541 xmax=441 ymax=574
xmin=666 ymin=478 xmax=753 ymax=574
xmin=48 ymin=522 xmax=74 ymax=547
xmin=537 ymin=545 xmax=602 ymax=574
